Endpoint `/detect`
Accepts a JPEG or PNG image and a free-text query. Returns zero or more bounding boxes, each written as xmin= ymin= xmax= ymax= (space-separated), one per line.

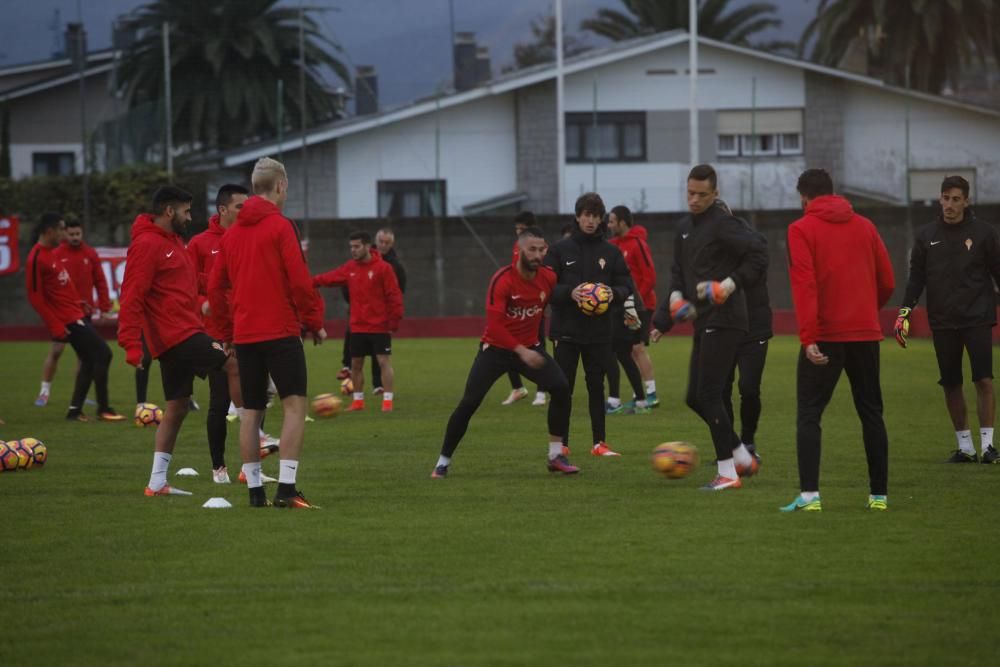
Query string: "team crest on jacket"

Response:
xmin=966 ymin=238 xmax=973 ymax=251
xmin=598 ymin=257 xmax=606 ymax=270
xmin=540 ymin=291 xmax=546 ymax=301
xmin=368 ymin=270 xmax=374 ymax=279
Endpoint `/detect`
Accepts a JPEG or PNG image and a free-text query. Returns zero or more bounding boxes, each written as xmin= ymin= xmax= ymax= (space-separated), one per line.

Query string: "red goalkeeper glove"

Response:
xmin=894 ymin=307 xmax=911 ymax=348
xmin=696 ymin=277 xmax=736 ymax=305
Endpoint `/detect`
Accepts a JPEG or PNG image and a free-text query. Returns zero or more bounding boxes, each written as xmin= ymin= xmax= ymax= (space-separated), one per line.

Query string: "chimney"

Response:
xmin=453 ymin=32 xmax=477 ymax=91
xmin=475 ymin=46 xmax=491 ymax=84
xmin=64 ymin=22 xmax=88 ymax=70
xmin=355 ymin=65 xmax=378 ymax=116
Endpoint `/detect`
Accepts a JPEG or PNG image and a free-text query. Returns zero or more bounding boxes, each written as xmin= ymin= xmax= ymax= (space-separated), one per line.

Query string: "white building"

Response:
xmin=202 ymin=31 xmax=1000 ymax=218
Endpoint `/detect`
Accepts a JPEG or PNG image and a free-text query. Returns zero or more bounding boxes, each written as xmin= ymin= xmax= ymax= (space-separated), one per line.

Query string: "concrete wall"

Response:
xmin=804 ymin=72 xmax=845 ymax=189
xmin=515 ymin=81 xmax=558 ymax=213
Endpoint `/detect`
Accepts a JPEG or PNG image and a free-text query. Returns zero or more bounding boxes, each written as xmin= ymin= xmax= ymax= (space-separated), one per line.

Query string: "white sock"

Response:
xmin=353 ymin=392 xmax=364 ymax=401
xmin=259 ymin=428 xmax=267 ymax=438
xmin=956 ymin=430 xmax=975 ymax=454
xmin=535 ymin=391 xmax=545 ymax=400
xmin=548 ymin=442 xmax=563 ymax=459
xmin=241 ymin=462 xmax=262 ymax=489
xmin=228 ymin=401 xmax=238 ymax=415
xmin=383 ymin=392 xmax=394 ymax=401
xmin=148 ymin=452 xmax=172 ymax=490
xmin=645 ymin=380 xmax=656 ymax=394
xmin=733 ymin=443 xmax=752 ymax=469
xmin=436 ymin=455 xmax=451 ymax=467
xmin=801 ymin=491 xmax=820 ymax=502
xmin=40 ymin=381 xmax=52 ymax=395
xmin=636 ymin=399 xmax=648 ymax=408
xmin=980 ymin=427 xmax=994 ymax=453
xmin=717 ymin=458 xmax=737 ymax=479
xmin=607 ymin=397 xmax=621 ymax=408
xmin=278 ymin=459 xmax=298 ymax=485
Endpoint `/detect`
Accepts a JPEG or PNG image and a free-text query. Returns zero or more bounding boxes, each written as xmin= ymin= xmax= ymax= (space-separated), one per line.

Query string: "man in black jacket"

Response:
xmin=545 ymin=192 xmax=633 ymax=457
xmin=652 ymin=165 xmax=768 ymax=491
xmin=895 ymin=175 xmax=1000 ymax=464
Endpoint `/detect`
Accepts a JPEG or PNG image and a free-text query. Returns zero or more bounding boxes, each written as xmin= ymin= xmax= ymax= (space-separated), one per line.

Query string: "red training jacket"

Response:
xmin=54 ymin=240 xmax=112 ymax=315
xmin=481 ymin=262 xmax=556 ymax=351
xmin=610 ymin=225 xmax=657 ymax=308
xmin=313 ymin=249 xmax=403 ymax=333
xmin=788 ymin=195 xmax=895 ymax=346
xmin=118 ymin=214 xmax=204 ymax=359
xmin=25 ymin=243 xmax=85 ymax=339
xmin=208 ymin=196 xmax=324 ymax=344
xmin=187 ymin=214 xmax=228 ymax=339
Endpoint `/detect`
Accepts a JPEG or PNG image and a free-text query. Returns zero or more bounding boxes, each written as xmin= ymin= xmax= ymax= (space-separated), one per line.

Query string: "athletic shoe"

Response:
xmin=226 ymin=413 xmax=239 ymax=423
xmin=645 ymin=391 xmax=660 ymax=408
xmin=531 ymin=392 xmax=547 ymax=406
xmin=98 ymin=408 xmax=127 ymax=422
xmin=945 ymin=449 xmax=978 ymax=463
xmin=591 ymin=442 xmax=620 ymax=456
xmin=188 ymin=398 xmax=200 ymax=411
xmin=431 ymin=465 xmax=449 ymax=479
xmin=144 ymin=484 xmax=192 ymax=496
xmin=779 ymin=495 xmax=822 ymax=512
xmin=336 ymin=367 xmax=351 ymax=380
xmin=605 ymin=401 xmax=625 ymax=415
xmin=260 ymin=432 xmax=280 ymax=447
xmin=347 ymin=399 xmax=365 ymax=412
xmin=981 ymin=446 xmax=1000 ymax=464
xmin=381 ymin=399 xmax=393 ymax=412
xmin=238 ymin=470 xmax=278 ymax=484
xmin=274 ymin=490 xmax=320 ymax=509
xmin=259 ymin=442 xmax=280 ymax=459
xmin=736 ymin=455 xmax=760 ymax=478
xmin=700 ymin=475 xmax=742 ymax=491
xmin=547 ymin=455 xmax=580 ymax=474
xmin=501 ymin=387 xmax=529 ymax=405
xmin=623 ymin=404 xmax=652 ymax=415
xmin=34 ymin=393 xmax=49 ymax=407
xmin=66 ymin=408 xmax=90 ymax=422
xmin=561 ymin=445 xmax=571 ymax=457
xmin=866 ymin=494 xmax=888 ymax=511
xmin=249 ymin=488 xmax=272 ymax=507
xmin=305 ymin=415 xmax=315 ymax=423
xmin=212 ymin=467 xmax=231 ymax=484
xmin=373 ymin=386 xmax=384 ymax=395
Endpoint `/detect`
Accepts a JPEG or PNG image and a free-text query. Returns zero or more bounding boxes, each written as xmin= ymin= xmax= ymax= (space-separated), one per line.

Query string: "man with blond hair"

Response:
xmin=209 ymin=157 xmax=327 ymax=509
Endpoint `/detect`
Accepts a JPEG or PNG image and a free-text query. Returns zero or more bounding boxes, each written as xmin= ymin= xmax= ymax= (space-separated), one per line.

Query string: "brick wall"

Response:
xmin=804 ymin=72 xmax=845 ymax=188
xmin=515 ymin=82 xmax=558 ymax=213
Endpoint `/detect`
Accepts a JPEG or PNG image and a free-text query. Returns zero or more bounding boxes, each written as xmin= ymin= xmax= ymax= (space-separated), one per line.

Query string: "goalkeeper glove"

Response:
xmin=624 ymin=294 xmax=641 ymax=330
xmin=669 ymin=291 xmax=696 ymax=322
xmin=894 ymin=307 xmax=911 ymax=348
xmin=696 ymin=277 xmax=736 ymax=305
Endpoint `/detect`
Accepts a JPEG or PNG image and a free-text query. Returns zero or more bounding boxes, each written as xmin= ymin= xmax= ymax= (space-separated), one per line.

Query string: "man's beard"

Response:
xmin=519 ymin=255 xmax=539 ymax=272
xmin=170 ymin=213 xmax=186 ymax=235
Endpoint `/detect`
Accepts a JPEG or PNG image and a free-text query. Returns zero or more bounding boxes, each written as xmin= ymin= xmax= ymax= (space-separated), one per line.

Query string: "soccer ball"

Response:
xmin=577 ymin=282 xmax=612 ymax=316
xmin=17 ymin=438 xmax=47 ymax=467
xmin=9 ymin=441 xmax=33 ymax=470
xmin=0 ymin=441 xmax=20 ymax=472
xmin=312 ymin=393 xmax=342 ymax=418
xmin=651 ymin=441 xmax=699 ymax=479
xmin=340 ymin=377 xmax=354 ymax=395
xmin=134 ymin=402 xmax=163 ymax=428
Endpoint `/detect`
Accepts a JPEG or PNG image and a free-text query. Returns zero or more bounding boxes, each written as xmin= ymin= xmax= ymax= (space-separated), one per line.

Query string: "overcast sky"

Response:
xmin=0 ymin=0 xmax=820 ymax=107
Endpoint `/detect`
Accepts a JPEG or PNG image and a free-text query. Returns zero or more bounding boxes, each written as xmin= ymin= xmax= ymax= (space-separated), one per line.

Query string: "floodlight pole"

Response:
xmin=162 ymin=21 xmax=173 ymax=178
xmin=555 ymin=0 xmax=565 ymax=213
xmin=689 ymin=0 xmax=699 ymax=167
xmin=299 ymin=0 xmax=310 ymax=242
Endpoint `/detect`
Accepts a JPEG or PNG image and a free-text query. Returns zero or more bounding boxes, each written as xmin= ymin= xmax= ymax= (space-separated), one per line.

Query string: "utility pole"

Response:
xmin=689 ymin=0 xmax=699 ymax=167
xmin=299 ymin=0 xmax=310 ymax=241
xmin=555 ymin=0 xmax=565 ymax=213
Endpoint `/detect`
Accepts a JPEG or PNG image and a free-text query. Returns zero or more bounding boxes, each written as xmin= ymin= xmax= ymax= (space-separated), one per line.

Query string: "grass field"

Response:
xmin=1 ymin=335 xmax=998 ymax=666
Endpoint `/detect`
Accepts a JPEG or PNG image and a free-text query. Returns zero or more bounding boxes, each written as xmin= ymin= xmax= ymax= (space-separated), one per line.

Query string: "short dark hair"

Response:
xmin=65 ymin=217 xmax=83 ymax=229
xmin=610 ymin=205 xmax=632 ymax=226
xmin=941 ymin=175 xmax=970 ymax=199
xmin=560 ymin=222 xmax=574 ymax=236
xmin=349 ymin=230 xmax=372 ymax=245
xmin=38 ymin=212 xmax=64 ymax=233
xmin=514 ymin=211 xmax=536 ymax=226
xmin=215 ymin=183 xmax=249 ymax=208
xmin=518 ymin=225 xmax=545 ymax=241
xmin=575 ymin=192 xmax=605 ymax=218
xmin=688 ymin=164 xmax=717 ymax=191
xmin=152 ymin=185 xmax=193 ymax=215
xmin=796 ymin=169 xmax=834 ymax=199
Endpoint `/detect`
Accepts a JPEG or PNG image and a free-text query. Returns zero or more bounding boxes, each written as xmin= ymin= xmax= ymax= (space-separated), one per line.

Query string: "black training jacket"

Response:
xmin=660 ymin=203 xmax=768 ymax=333
xmin=902 ymin=212 xmax=1000 ymax=330
xmin=742 ymin=226 xmax=773 ymax=340
xmin=545 ymin=225 xmax=634 ymax=345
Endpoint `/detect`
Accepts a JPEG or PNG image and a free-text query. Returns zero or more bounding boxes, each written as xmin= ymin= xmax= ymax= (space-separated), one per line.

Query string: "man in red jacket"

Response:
xmin=27 ymin=212 xmax=124 ymax=422
xmin=34 ymin=217 xmax=114 ymax=407
xmin=502 ymin=211 xmax=548 ymax=407
xmin=119 ymin=186 xmax=242 ymax=497
xmin=782 ymin=168 xmax=895 ymax=513
xmin=314 ymin=230 xmax=403 ymax=412
xmin=209 ymin=157 xmax=327 ymax=509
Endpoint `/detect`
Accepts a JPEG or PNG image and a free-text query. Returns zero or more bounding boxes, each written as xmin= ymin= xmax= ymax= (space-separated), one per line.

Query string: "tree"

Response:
xmin=801 ymin=0 xmax=994 ymax=93
xmin=117 ymin=0 xmax=349 ymax=152
xmin=580 ymin=0 xmax=792 ymax=53
xmin=508 ymin=15 xmax=590 ymax=71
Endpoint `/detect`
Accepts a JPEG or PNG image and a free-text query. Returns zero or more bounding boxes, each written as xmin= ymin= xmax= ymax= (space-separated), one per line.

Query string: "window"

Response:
xmin=716 ymin=109 xmax=803 ymax=158
xmin=779 ymin=133 xmax=802 ymax=155
xmin=566 ymin=112 xmax=646 ymax=163
xmin=717 ymin=134 xmax=739 ymax=157
xmin=377 ymin=180 xmax=446 ymax=218
xmin=32 ymin=152 xmax=75 ymax=176
xmin=741 ymin=134 xmax=778 ymax=157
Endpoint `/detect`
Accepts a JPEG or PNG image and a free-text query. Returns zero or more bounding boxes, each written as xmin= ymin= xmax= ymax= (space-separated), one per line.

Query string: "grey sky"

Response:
xmin=0 ymin=0 xmax=819 ymax=107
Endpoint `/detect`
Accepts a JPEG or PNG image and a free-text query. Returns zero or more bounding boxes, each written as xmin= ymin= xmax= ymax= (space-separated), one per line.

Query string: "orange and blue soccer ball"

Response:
xmin=17 ymin=438 xmax=47 ymax=467
xmin=134 ymin=402 xmax=163 ymax=428
xmin=651 ymin=442 xmax=699 ymax=479
xmin=0 ymin=441 xmax=21 ymax=472
xmin=312 ymin=393 xmax=342 ymax=418
xmin=577 ymin=282 xmax=613 ymax=316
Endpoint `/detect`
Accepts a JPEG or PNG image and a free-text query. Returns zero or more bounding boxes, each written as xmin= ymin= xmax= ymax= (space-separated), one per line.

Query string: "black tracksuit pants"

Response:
xmin=796 ymin=341 xmax=889 ymax=495
xmin=723 ymin=337 xmax=769 ymax=445
xmin=553 ymin=339 xmax=613 ymax=445
xmin=207 ymin=368 xmax=231 ymax=470
xmin=66 ymin=320 xmax=112 ymax=411
xmin=607 ymin=338 xmax=645 ymax=401
xmin=508 ymin=317 xmax=547 ymax=391
xmin=441 ymin=344 xmax=569 ymax=458
xmin=685 ymin=328 xmax=744 ymax=461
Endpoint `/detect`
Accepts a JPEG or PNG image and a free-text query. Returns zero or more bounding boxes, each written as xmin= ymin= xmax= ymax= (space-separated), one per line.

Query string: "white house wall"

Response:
xmin=336 ymin=94 xmax=517 ymax=218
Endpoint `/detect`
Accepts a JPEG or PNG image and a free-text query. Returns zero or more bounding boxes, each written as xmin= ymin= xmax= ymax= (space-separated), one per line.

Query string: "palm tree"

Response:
xmin=581 ymin=0 xmax=792 ymax=52
xmin=508 ymin=15 xmax=590 ymax=71
xmin=801 ymin=0 xmax=994 ymax=94
xmin=117 ymin=0 xmax=349 ymax=152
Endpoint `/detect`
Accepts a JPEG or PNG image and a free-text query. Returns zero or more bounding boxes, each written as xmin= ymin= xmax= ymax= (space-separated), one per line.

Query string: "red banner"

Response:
xmin=0 ymin=215 xmax=19 ymax=276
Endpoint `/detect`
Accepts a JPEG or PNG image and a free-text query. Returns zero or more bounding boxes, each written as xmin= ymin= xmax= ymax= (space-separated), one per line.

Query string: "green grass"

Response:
xmin=1 ymin=336 xmax=998 ymax=666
